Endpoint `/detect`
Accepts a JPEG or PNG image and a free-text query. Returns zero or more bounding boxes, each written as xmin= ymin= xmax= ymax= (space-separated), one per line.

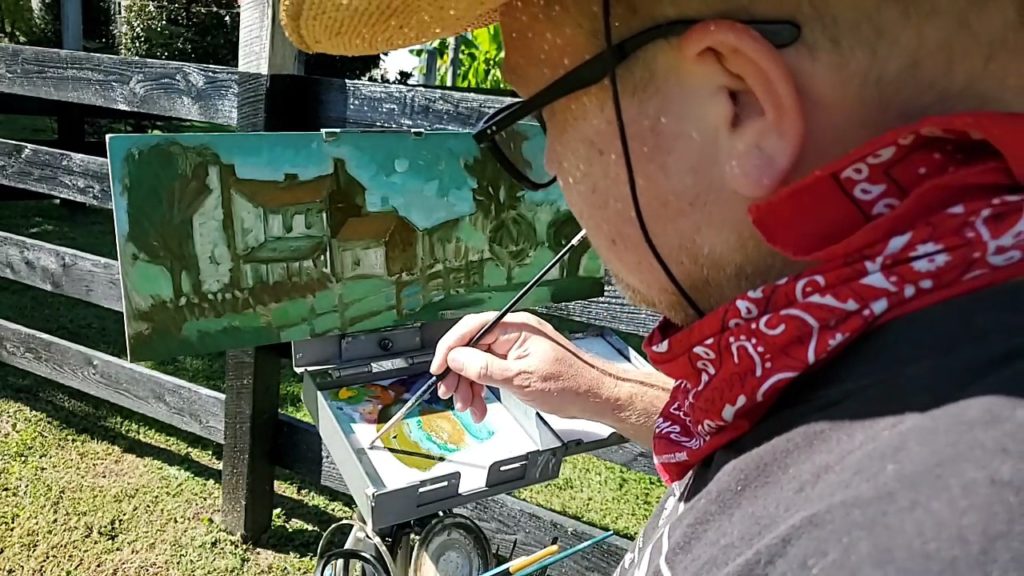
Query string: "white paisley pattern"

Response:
xmin=641 ymin=122 xmax=1024 ymax=486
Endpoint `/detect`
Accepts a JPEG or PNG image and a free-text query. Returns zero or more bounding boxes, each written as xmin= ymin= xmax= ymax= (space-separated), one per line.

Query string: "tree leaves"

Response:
xmin=415 ymin=24 xmax=509 ymax=90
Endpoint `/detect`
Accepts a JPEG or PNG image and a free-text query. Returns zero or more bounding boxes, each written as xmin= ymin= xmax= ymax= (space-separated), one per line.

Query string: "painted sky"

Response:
xmin=106 ymin=127 xmax=566 ymax=234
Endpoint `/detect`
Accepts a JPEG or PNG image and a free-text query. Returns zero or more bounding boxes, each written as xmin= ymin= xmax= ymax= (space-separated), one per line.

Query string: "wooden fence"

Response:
xmin=0 ymin=1 xmax=663 ymax=573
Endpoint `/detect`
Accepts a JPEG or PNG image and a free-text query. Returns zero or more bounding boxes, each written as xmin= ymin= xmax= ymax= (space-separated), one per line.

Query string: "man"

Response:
xmin=282 ymin=0 xmax=1024 ymax=573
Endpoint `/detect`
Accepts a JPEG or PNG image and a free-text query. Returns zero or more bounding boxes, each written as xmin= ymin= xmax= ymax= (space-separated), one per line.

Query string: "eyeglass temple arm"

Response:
xmin=474 ymin=20 xmax=800 ymax=139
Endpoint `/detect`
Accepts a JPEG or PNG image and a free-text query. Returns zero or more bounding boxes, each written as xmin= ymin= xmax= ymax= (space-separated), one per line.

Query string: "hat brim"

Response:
xmin=280 ymin=0 xmax=508 ymax=56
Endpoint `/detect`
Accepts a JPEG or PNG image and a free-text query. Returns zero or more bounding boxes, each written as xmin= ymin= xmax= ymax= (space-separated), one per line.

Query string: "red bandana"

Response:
xmin=642 ymin=112 xmax=1024 ymax=485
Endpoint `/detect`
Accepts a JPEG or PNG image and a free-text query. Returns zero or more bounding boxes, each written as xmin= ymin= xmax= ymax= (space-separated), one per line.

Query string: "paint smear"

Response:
xmin=333 ymin=373 xmax=498 ymax=472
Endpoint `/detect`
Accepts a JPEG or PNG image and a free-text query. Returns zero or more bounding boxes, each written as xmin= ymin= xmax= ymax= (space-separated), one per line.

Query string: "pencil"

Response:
xmin=368 ymin=229 xmax=588 ymax=446
xmin=479 ymin=545 xmax=560 ymax=576
xmin=508 ymin=545 xmax=560 ymax=574
xmin=512 ymin=531 xmax=615 ymax=576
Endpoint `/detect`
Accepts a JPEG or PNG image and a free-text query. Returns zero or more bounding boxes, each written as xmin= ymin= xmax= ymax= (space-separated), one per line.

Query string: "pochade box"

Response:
xmin=293 ymin=323 xmax=653 ymax=531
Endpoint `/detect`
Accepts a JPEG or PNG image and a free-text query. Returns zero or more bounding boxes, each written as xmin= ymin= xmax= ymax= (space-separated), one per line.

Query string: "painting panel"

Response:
xmin=106 ymin=129 xmax=606 ymax=361
xmin=325 ymin=372 xmax=537 ymax=491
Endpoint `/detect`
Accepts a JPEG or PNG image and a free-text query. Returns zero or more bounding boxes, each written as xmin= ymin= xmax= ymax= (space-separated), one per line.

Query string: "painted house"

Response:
xmin=229 ymin=171 xmax=333 ymax=286
xmin=333 ymin=212 xmax=419 ymax=279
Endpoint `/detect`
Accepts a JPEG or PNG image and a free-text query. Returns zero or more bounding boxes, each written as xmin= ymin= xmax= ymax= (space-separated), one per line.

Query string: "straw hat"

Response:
xmin=280 ymin=0 xmax=510 ymax=56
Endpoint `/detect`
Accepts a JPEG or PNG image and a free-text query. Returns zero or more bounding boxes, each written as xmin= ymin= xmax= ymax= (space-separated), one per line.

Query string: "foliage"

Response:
xmin=464 ymin=127 xmax=545 ymax=284
xmin=0 ymin=0 xmax=37 ymax=43
xmin=547 ymin=210 xmax=588 ymax=277
xmin=83 ymin=0 xmax=116 ymax=48
xmin=489 ymin=211 xmax=538 ymax=284
xmin=411 ymin=24 xmax=508 ymax=89
xmin=305 ymin=52 xmax=388 ymax=82
xmin=115 ymin=0 xmax=388 ymax=77
xmin=118 ymin=0 xmax=240 ymax=66
xmin=0 ymin=0 xmax=115 ymax=49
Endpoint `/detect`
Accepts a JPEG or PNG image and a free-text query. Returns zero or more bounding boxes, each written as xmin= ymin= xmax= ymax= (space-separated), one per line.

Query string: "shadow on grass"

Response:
xmin=0 ymin=363 xmax=353 ymax=556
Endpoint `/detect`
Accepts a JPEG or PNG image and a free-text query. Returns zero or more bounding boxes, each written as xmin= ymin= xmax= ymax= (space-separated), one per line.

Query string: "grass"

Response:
xmin=0 ymin=198 xmax=664 ymax=574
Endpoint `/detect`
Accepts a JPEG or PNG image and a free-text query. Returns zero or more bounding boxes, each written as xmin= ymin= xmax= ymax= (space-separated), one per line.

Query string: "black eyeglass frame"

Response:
xmin=472 ymin=19 xmax=802 ymax=190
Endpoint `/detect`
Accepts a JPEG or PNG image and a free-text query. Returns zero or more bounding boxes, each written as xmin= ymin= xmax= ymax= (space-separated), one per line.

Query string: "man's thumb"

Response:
xmin=446 ymin=347 xmax=515 ymax=387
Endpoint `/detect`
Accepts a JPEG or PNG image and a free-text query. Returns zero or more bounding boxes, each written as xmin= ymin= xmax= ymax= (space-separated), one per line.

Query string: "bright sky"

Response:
xmin=380 ymin=49 xmax=422 ymax=81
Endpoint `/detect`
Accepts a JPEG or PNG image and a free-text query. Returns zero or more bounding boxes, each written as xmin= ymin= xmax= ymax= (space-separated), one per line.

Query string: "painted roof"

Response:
xmin=336 ymin=212 xmax=412 ymax=242
xmin=233 ymin=173 xmax=332 ymax=209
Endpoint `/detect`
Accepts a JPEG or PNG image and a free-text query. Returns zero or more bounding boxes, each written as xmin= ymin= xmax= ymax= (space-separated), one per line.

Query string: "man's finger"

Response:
xmin=471 ymin=381 xmax=486 ymax=399
xmin=437 ymin=371 xmax=459 ymax=400
xmin=453 ymin=374 xmax=473 ymax=411
xmin=468 ymin=397 xmax=487 ymax=423
xmin=446 ymin=346 xmax=517 ymax=388
xmin=429 ymin=312 xmax=497 ymax=374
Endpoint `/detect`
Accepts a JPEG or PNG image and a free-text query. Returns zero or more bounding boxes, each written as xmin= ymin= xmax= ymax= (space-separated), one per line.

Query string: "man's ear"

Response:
xmin=680 ymin=20 xmax=804 ymax=200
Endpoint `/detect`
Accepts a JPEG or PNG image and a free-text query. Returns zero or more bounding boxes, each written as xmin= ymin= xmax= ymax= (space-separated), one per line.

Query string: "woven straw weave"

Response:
xmin=280 ymin=0 xmax=506 ymax=55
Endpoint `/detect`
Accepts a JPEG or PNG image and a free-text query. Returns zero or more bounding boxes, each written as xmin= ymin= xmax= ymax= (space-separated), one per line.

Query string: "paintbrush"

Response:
xmin=368 ymin=229 xmax=588 ymax=447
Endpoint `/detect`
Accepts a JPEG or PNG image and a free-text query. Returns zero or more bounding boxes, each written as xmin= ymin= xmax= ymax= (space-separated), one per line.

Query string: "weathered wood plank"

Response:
xmin=0 ymin=92 xmax=167 ymax=121
xmin=467 ymin=497 xmax=631 ymax=576
xmin=0 ymin=232 xmax=122 ymax=311
xmin=541 ymin=280 xmax=661 ymax=336
xmin=0 ymin=139 xmax=110 ymax=207
xmin=265 ymin=74 xmax=511 ymax=131
xmin=0 ymin=44 xmax=238 ymax=126
xmin=274 ymin=417 xmax=632 ymax=575
xmin=0 ymin=319 xmax=223 ymax=442
xmin=587 ymin=443 xmax=656 ymax=478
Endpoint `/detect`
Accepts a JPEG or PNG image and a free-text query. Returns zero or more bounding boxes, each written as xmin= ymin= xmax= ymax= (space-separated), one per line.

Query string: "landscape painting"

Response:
xmin=106 ymin=128 xmax=605 ymax=361
xmin=327 ymin=372 xmax=536 ymax=491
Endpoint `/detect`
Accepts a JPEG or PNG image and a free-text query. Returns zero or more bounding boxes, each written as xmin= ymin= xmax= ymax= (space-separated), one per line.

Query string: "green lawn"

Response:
xmin=0 ymin=199 xmax=665 ymax=574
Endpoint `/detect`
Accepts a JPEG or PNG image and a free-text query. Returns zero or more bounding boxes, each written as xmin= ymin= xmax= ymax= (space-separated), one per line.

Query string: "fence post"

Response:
xmin=221 ymin=0 xmax=302 ymax=543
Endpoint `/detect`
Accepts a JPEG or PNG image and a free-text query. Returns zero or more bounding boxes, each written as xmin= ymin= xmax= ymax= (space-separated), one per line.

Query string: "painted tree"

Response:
xmin=546 ymin=210 xmax=588 ymax=277
xmin=466 ymin=128 xmax=541 ymax=285
xmin=122 ymin=141 xmax=219 ymax=300
xmin=427 ymin=218 xmax=461 ymax=294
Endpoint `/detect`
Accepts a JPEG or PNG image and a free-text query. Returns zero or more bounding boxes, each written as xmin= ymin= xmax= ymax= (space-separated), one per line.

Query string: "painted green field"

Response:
xmin=0 ymin=197 xmax=665 ymax=574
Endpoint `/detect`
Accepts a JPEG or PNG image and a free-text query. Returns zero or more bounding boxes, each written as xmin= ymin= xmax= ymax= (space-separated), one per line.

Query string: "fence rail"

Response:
xmin=0 ymin=5 xmax=662 ymax=572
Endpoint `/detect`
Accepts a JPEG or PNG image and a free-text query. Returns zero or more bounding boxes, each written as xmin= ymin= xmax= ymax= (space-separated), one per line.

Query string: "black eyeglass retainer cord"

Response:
xmin=601 ymin=0 xmax=706 ymax=319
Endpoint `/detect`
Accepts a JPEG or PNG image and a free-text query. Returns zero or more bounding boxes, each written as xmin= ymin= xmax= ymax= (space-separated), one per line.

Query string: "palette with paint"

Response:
xmin=328 ymin=372 xmax=543 ymax=493
xmin=296 ymin=324 xmax=650 ymax=530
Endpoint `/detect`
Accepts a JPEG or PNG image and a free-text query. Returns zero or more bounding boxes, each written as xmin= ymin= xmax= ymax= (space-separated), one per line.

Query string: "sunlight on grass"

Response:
xmin=516 ymin=455 xmax=665 ymax=539
xmin=0 ymin=382 xmax=351 ymax=575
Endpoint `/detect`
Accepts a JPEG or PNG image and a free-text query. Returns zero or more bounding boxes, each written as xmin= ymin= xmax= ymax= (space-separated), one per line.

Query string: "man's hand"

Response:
xmin=429 ymin=311 xmax=591 ymax=423
xmin=429 ymin=311 xmax=675 ymax=449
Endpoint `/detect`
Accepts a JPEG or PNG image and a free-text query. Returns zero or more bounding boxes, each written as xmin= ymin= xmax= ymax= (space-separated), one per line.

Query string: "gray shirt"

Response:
xmin=616 ymin=280 xmax=1024 ymax=576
